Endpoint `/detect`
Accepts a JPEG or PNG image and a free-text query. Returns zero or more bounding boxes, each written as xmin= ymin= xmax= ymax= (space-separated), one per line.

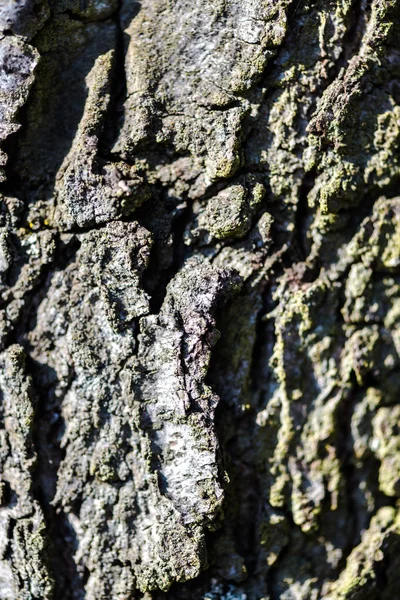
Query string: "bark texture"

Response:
xmin=1 ymin=1 xmax=400 ymax=599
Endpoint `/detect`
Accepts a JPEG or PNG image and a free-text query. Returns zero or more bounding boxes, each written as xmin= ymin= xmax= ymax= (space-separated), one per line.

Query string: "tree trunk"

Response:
xmin=1 ymin=1 xmax=400 ymax=598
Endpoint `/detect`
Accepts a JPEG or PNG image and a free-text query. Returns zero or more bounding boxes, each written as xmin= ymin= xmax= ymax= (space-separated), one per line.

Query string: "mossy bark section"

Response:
xmin=0 ymin=1 xmax=400 ymax=599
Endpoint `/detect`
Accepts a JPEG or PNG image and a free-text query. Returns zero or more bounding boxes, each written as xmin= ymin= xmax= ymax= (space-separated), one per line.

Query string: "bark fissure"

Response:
xmin=1 ymin=0 xmax=400 ymax=599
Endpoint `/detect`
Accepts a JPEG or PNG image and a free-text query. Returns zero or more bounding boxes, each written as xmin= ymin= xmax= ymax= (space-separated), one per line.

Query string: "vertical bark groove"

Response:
xmin=1 ymin=1 xmax=400 ymax=599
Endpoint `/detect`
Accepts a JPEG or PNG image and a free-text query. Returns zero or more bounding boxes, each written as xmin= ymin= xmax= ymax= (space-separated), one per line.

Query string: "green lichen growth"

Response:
xmin=205 ymin=185 xmax=251 ymax=240
xmin=331 ymin=507 xmax=400 ymax=599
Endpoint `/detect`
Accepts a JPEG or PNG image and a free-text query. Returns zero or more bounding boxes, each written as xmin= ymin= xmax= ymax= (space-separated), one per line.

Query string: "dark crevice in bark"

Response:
xmin=206 ymin=291 xmax=268 ymax=592
xmin=312 ymin=0 xmax=369 ymax=100
xmin=17 ymin=235 xmax=78 ymax=341
xmin=139 ymin=190 xmax=192 ymax=315
xmin=249 ymin=281 xmax=274 ymax=409
xmin=0 ymin=240 xmax=56 ymax=352
xmin=13 ymin=244 xmax=58 ymax=342
xmin=22 ymin=236 xmax=84 ymax=600
xmin=63 ymin=9 xmax=118 ymax=25
xmin=2 ymin=518 xmax=16 ymax=562
xmin=334 ymin=385 xmax=361 ymax=574
xmin=340 ymin=0 xmax=369 ymax=69
xmin=0 ymin=479 xmax=18 ymax=509
xmin=331 ymin=285 xmax=360 ymax=574
xmin=292 ymin=167 xmax=317 ymax=263
xmin=98 ymin=0 xmax=138 ymax=160
xmin=25 ymin=358 xmax=80 ymax=600
xmin=28 ymin=386 xmax=83 ymax=600
xmin=374 ymin=552 xmax=389 ymax=592
xmin=1 ymin=0 xmax=399 ymax=598
xmin=264 ymin=513 xmax=294 ymax=600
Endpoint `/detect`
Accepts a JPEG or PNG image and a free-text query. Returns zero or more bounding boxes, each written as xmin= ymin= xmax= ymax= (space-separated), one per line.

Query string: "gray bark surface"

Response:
xmin=1 ymin=1 xmax=400 ymax=599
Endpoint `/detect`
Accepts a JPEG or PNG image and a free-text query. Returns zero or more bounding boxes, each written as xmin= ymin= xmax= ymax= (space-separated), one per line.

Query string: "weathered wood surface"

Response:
xmin=0 ymin=1 xmax=400 ymax=598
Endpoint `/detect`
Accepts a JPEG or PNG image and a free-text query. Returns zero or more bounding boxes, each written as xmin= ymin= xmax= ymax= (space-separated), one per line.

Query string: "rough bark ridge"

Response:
xmin=0 ymin=0 xmax=400 ymax=598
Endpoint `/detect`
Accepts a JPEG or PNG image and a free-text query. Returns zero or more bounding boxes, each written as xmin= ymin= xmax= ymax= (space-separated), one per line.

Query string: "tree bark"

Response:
xmin=1 ymin=1 xmax=400 ymax=598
